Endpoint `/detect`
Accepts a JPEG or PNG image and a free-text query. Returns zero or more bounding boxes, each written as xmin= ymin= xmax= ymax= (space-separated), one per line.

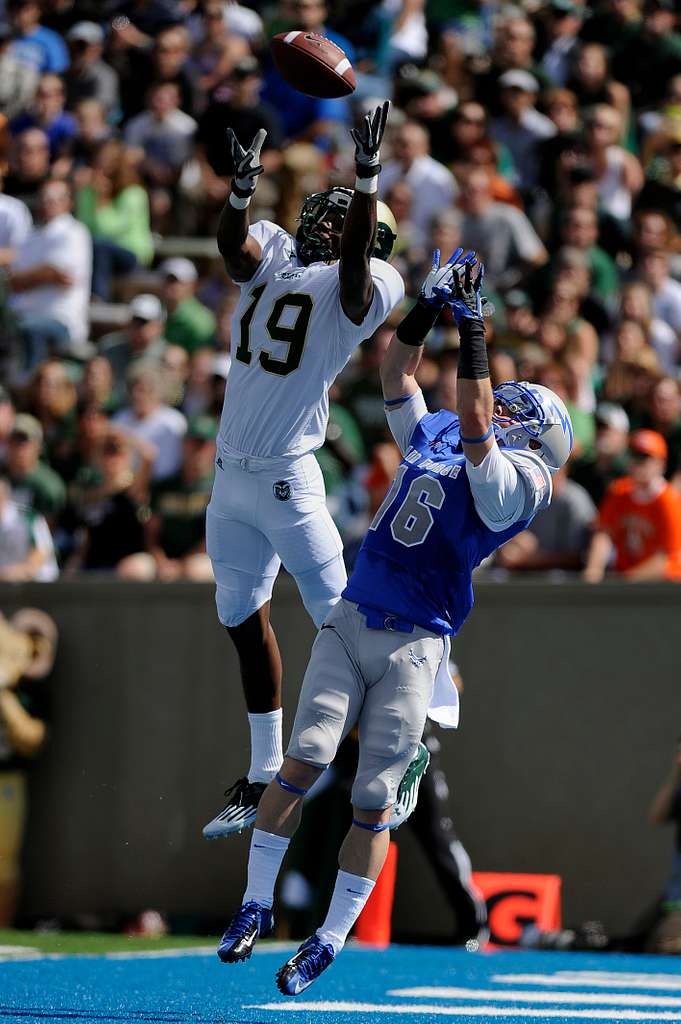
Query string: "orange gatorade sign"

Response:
xmin=472 ymin=872 xmax=562 ymax=946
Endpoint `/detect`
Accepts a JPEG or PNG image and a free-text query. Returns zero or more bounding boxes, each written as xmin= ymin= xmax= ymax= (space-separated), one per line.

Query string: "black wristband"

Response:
xmin=355 ymin=162 xmax=382 ymax=179
xmin=457 ymin=317 xmax=489 ymax=379
xmin=395 ymin=299 xmax=441 ymax=347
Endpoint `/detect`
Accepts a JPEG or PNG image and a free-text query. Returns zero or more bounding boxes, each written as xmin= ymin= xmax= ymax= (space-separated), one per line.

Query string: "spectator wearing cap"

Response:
xmin=0 ymin=474 xmax=58 ymax=580
xmin=143 ymin=414 xmax=216 ymax=581
xmin=539 ymin=0 xmax=584 ymax=87
xmin=113 ymin=362 xmax=187 ymax=482
xmin=490 ymin=70 xmax=556 ymax=192
xmin=379 ymin=120 xmax=458 ymax=247
xmin=99 ymin=293 xmax=167 ymax=402
xmin=4 ymin=413 xmax=66 ymax=522
xmin=584 ymin=429 xmax=681 ymax=582
xmin=570 ymin=403 xmax=631 ymax=506
xmin=3 ymin=128 xmax=50 ymax=215
xmin=6 ymin=0 xmax=68 ymax=75
xmin=68 ymin=428 xmax=154 ymax=578
xmin=75 ymin=139 xmax=152 ymax=300
xmin=497 ymin=464 xmax=596 ymax=572
xmin=0 ymin=23 xmax=38 ymax=120
xmin=159 ymin=258 xmax=216 ymax=354
xmin=612 ymin=0 xmax=681 ymax=110
xmin=9 ymin=73 xmax=77 ymax=161
xmin=195 ymin=55 xmax=283 ymax=190
xmin=458 ymin=168 xmax=548 ymax=291
xmin=63 ymin=22 xmax=120 ymax=116
xmin=7 ymin=179 xmax=92 ymax=370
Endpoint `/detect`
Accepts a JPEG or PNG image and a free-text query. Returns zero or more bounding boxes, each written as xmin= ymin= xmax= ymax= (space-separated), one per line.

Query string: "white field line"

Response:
xmin=389 ymin=988 xmax=681 ymax=1008
xmin=246 ymin=1002 xmax=681 ymax=1020
xmin=494 ymin=974 xmax=681 ymax=992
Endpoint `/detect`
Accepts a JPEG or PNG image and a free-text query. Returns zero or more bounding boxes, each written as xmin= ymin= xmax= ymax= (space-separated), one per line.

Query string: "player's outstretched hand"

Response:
xmin=451 ymin=256 xmax=486 ymax=324
xmin=227 ymin=127 xmax=267 ymax=198
xmin=419 ymin=247 xmax=476 ymax=306
xmin=350 ymin=100 xmax=390 ymax=179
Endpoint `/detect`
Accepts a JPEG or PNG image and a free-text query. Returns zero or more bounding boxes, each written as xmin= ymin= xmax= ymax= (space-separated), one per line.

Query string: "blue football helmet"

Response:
xmin=492 ymin=381 xmax=573 ymax=473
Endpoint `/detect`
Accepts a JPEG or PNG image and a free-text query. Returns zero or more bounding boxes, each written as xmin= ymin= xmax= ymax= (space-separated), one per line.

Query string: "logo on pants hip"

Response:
xmin=273 ymin=480 xmax=292 ymax=501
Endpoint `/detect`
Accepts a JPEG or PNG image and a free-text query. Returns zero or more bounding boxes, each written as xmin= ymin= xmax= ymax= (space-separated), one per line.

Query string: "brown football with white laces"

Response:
xmin=270 ymin=31 xmax=356 ymax=99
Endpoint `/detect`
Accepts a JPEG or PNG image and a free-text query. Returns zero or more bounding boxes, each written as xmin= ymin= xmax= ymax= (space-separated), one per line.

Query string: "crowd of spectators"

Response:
xmin=2 ymin=0 xmax=681 ymax=582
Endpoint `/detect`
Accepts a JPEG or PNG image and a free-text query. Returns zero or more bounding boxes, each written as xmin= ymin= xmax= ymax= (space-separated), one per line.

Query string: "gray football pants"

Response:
xmin=287 ymin=599 xmax=445 ymax=810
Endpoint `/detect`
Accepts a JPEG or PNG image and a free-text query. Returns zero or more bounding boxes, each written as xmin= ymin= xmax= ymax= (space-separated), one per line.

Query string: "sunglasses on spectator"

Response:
xmin=629 ymin=449 xmax=654 ymax=461
xmin=8 ymin=431 xmax=31 ymax=444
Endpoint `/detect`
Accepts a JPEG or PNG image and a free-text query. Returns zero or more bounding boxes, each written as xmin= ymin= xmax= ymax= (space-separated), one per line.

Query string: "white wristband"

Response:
xmin=355 ymin=175 xmax=379 ymax=194
xmin=229 ymin=192 xmax=251 ymax=209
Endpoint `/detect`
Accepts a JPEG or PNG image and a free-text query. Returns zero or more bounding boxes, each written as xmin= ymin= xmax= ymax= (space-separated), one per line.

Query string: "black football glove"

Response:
xmin=227 ymin=127 xmax=267 ymax=198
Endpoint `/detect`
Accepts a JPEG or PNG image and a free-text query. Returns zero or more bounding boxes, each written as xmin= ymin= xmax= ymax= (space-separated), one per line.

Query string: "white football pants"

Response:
xmin=206 ymin=450 xmax=347 ymax=629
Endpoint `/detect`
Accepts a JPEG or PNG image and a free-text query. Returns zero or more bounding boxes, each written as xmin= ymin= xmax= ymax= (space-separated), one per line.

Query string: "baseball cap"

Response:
xmin=505 ymin=289 xmax=531 ymax=310
xmin=130 ymin=293 xmax=164 ymax=322
xmin=595 ymin=402 xmax=629 ymax=433
xmin=498 ymin=69 xmax=539 ymax=93
xmin=186 ymin=415 xmax=217 ymax=442
xmin=10 ymin=413 xmax=43 ymax=444
xmin=159 ymin=257 xmax=198 ymax=283
xmin=67 ymin=21 xmax=104 ymax=44
xmin=549 ymin=0 xmax=582 ymax=16
xmin=232 ymin=55 xmax=261 ymax=79
xmin=629 ymin=429 xmax=668 ymax=461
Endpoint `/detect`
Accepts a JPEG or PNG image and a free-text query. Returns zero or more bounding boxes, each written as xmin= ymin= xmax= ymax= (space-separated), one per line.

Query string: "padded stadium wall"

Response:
xmin=1 ymin=578 xmax=678 ymax=937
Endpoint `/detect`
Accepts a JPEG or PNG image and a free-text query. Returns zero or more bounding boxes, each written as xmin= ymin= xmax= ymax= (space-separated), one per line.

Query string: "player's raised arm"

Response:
xmin=339 ymin=101 xmax=389 ymax=324
xmin=452 ymin=259 xmax=494 ymax=467
xmin=380 ymin=247 xmax=473 ymax=403
xmin=216 ymin=128 xmax=267 ymax=282
xmin=380 ymin=248 xmax=472 ymax=453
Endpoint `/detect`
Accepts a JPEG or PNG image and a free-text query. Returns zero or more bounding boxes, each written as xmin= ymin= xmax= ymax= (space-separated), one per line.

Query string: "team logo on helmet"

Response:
xmin=273 ymin=480 xmax=292 ymax=501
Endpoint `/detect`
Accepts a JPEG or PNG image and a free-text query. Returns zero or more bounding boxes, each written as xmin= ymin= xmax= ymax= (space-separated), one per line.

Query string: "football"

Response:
xmin=270 ymin=31 xmax=356 ymax=99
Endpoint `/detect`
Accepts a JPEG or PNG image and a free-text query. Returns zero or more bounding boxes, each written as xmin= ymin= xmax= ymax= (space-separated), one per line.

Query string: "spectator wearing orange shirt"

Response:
xmin=583 ymin=430 xmax=681 ymax=583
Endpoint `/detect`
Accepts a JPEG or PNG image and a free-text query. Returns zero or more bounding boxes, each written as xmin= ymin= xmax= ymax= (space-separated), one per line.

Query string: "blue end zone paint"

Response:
xmin=2 ymin=947 xmax=681 ymax=1024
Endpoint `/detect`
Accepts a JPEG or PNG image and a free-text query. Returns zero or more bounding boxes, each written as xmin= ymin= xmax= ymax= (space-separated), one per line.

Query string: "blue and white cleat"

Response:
xmin=275 ymin=934 xmax=335 ymax=995
xmin=217 ymin=900 xmax=273 ymax=963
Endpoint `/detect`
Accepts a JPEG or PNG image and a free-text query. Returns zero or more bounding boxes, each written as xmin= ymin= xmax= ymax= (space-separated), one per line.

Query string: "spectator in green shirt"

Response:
xmin=4 ymin=413 xmax=66 ymax=523
xmin=144 ymin=414 xmax=216 ymax=580
xmin=158 ymin=257 xmax=216 ymax=354
xmin=75 ymin=140 xmax=154 ymax=300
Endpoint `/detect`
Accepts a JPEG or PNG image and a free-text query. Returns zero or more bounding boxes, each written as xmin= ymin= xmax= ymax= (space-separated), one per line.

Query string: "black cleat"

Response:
xmin=203 ymin=777 xmax=267 ymax=838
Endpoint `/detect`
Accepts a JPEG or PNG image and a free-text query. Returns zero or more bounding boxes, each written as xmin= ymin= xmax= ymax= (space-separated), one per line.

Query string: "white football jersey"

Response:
xmin=218 ymin=220 xmax=405 ymax=459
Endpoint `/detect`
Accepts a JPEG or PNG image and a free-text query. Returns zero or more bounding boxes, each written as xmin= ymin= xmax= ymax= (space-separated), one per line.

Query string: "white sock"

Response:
xmin=243 ymin=828 xmax=290 ymax=909
xmin=316 ymin=870 xmax=375 ymax=954
xmin=247 ymin=709 xmax=283 ymax=783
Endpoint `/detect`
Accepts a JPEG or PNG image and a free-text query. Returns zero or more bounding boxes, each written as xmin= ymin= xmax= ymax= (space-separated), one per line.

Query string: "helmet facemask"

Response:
xmin=492 ymin=381 xmax=573 ymax=473
xmin=296 ymin=188 xmax=398 ymax=265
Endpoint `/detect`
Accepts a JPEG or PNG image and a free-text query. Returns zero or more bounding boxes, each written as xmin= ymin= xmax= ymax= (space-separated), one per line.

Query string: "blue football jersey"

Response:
xmin=343 ymin=410 xmax=535 ymax=635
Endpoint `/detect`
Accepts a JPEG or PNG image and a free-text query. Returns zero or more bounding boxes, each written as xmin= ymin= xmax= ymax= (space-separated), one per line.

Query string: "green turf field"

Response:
xmin=0 ymin=928 xmax=211 ymax=955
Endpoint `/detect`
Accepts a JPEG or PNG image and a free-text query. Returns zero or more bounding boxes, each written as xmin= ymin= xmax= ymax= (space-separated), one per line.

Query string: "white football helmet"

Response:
xmin=492 ymin=381 xmax=573 ymax=473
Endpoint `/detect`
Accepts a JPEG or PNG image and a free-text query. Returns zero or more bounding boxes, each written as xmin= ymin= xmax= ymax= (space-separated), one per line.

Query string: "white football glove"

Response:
xmin=420 ymin=247 xmax=477 ymax=307
xmin=227 ymin=127 xmax=267 ymax=198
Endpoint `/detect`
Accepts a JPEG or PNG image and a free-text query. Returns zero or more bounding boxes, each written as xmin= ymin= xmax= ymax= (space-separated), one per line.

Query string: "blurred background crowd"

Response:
xmin=2 ymin=0 xmax=681 ymax=581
